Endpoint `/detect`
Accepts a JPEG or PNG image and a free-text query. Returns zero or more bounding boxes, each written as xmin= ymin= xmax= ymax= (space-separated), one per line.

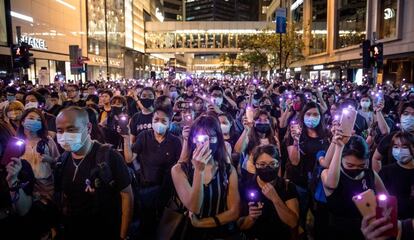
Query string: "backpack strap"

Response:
xmin=92 ymin=143 xmax=116 ymax=188
xmin=54 ymin=151 xmax=71 ymax=192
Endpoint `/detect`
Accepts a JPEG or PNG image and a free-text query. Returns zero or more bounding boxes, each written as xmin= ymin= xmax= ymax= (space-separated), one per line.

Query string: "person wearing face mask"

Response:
xmin=238 ymin=144 xmax=299 ymax=240
xmin=208 ymin=85 xmax=238 ymax=117
xmin=235 ymin=110 xmax=279 ymax=179
xmin=0 ymin=86 xmax=17 ymax=110
xmin=379 ymin=131 xmax=414 ymax=219
xmin=358 ymin=95 xmax=374 ymax=127
xmin=322 ymin=135 xmax=387 ymax=240
xmin=171 ymin=114 xmax=240 ymax=239
xmin=193 ymin=96 xmax=206 ymax=119
xmin=129 ymin=87 xmax=155 ymax=143
xmin=373 ymin=101 xmax=414 ymax=172
xmin=279 ymin=94 xmax=306 ymax=133
xmin=4 ymin=101 xmax=24 ymax=135
xmin=122 ymin=106 xmax=181 ymax=239
xmin=218 ymin=113 xmax=240 ymax=153
xmin=55 ymin=106 xmax=133 ymax=240
xmin=23 ymin=91 xmax=58 ymax=139
xmin=286 ymin=102 xmax=330 ymax=233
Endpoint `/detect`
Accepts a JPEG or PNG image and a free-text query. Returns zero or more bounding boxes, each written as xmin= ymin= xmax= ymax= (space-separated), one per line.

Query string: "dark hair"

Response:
xmin=85 ymin=107 xmax=106 ymax=143
xmin=67 ymin=84 xmax=79 ymax=91
xmin=218 ymin=112 xmax=238 ymax=139
xmin=50 ymin=92 xmax=59 ymax=99
xmin=87 ymin=83 xmax=97 ymax=89
xmin=398 ymin=101 xmax=414 ymax=118
xmin=86 ymin=94 xmax=99 ymax=105
xmin=100 ymin=90 xmax=113 ymax=98
xmin=140 ymin=87 xmax=155 ymax=98
xmin=252 ymin=144 xmax=280 ymax=164
xmin=299 ymin=101 xmax=328 ymax=138
xmin=390 ymin=131 xmax=414 ymax=156
xmin=0 ymin=120 xmax=14 ymax=159
xmin=36 ymin=88 xmax=50 ymax=97
xmin=24 ymin=91 xmax=46 ymax=106
xmin=246 ymin=110 xmax=277 ymax=154
xmin=186 ymin=114 xmax=229 ymax=180
xmin=342 ymin=135 xmax=369 ymax=160
xmin=208 ymin=85 xmax=223 ymax=94
xmin=5 ymin=86 xmax=17 ymax=94
xmin=154 ymin=105 xmax=173 ymax=119
xmin=17 ymin=108 xmax=49 ymax=141
xmin=111 ymin=96 xmax=127 ymax=106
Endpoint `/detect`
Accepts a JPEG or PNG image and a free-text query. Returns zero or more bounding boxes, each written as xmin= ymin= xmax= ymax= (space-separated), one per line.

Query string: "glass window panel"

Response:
xmin=310 ymin=0 xmax=327 ymax=54
xmin=336 ymin=0 xmax=367 ymax=48
xmin=379 ymin=0 xmax=398 ymax=39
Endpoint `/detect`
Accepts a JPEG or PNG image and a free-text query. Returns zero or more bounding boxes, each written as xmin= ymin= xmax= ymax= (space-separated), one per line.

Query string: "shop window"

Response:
xmin=310 ymin=0 xmax=327 ymax=54
xmin=378 ymin=0 xmax=398 ymax=39
xmin=336 ymin=0 xmax=367 ymax=48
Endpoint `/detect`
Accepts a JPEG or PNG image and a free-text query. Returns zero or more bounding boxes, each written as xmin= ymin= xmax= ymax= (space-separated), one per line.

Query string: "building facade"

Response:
xmin=185 ymin=0 xmax=260 ymax=21
xmin=267 ymin=0 xmax=414 ymax=82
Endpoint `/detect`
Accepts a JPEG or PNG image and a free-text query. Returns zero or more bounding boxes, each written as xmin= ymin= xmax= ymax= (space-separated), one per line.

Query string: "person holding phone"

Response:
xmin=171 ymin=114 xmax=240 ymax=239
xmin=122 ymin=105 xmax=182 ymax=239
xmin=361 ymin=215 xmax=414 ymax=240
xmin=321 ymin=134 xmax=387 ymax=239
xmin=17 ymin=108 xmax=59 ymax=202
xmin=0 ymin=121 xmax=36 ymax=238
xmin=3 ymin=100 xmax=24 ymax=135
xmin=238 ymin=144 xmax=299 ymax=240
xmin=218 ymin=113 xmax=240 ymax=153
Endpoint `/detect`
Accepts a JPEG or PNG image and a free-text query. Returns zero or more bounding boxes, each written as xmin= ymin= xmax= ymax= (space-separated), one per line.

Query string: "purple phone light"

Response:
xmin=120 ymin=116 xmax=127 ymax=121
xmin=16 ymin=140 xmax=24 ymax=146
xmin=249 ymin=192 xmax=255 ymax=198
xmin=343 ymin=109 xmax=349 ymax=115
xmin=378 ymin=194 xmax=387 ymax=201
xmin=334 ymin=115 xmax=340 ymax=120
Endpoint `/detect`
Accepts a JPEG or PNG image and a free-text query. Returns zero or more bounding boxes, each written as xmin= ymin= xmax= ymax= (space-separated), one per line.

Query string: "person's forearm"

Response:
xmin=375 ymin=111 xmax=390 ymax=135
xmin=279 ymin=111 xmax=289 ymax=128
xmin=237 ymin=216 xmax=256 ymax=230
xmin=123 ymin=136 xmax=134 ymax=163
xmin=188 ymin=169 xmax=205 ymax=214
xmin=320 ymin=142 xmax=336 ymax=168
xmin=224 ymin=95 xmax=237 ymax=109
xmin=178 ymin=139 xmax=189 ymax=162
xmin=234 ymin=129 xmax=249 ymax=154
xmin=196 ymin=207 xmax=240 ymax=228
xmin=272 ymin=198 xmax=298 ymax=228
xmin=120 ymin=190 xmax=133 ymax=239
xmin=287 ymin=144 xmax=300 ymax=166
xmin=318 ymin=98 xmax=328 ymax=114
xmin=325 ymin=146 xmax=343 ymax=189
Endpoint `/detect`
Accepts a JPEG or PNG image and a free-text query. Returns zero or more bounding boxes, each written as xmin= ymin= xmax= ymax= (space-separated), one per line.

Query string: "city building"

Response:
xmin=184 ymin=0 xmax=259 ymax=21
xmin=267 ymin=0 xmax=414 ymax=82
xmin=164 ymin=0 xmax=183 ymax=21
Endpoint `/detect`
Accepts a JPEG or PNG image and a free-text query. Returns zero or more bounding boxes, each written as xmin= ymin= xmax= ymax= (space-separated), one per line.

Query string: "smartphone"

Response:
xmin=373 ymin=92 xmax=384 ymax=108
xmin=195 ymin=134 xmax=209 ymax=145
xmin=340 ymin=107 xmax=357 ymax=137
xmin=178 ymin=101 xmax=191 ymax=110
xmin=352 ymin=189 xmax=377 ymax=220
xmin=376 ymin=194 xmax=398 ymax=237
xmin=247 ymin=189 xmax=261 ymax=206
xmin=117 ymin=114 xmax=129 ymax=135
xmin=182 ymin=112 xmax=193 ymax=126
xmin=246 ymin=106 xmax=255 ymax=123
xmin=1 ymin=138 xmax=25 ymax=166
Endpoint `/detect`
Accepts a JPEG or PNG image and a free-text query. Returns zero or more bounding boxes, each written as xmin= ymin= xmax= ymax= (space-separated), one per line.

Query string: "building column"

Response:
xmin=327 ymin=0 xmax=336 ymax=56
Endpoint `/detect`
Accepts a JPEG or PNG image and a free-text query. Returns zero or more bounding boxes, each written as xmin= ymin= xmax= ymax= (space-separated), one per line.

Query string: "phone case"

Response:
xmin=1 ymin=138 xmax=25 ymax=166
xmin=376 ymin=195 xmax=398 ymax=237
xmin=340 ymin=108 xmax=357 ymax=136
xmin=352 ymin=189 xmax=377 ymax=219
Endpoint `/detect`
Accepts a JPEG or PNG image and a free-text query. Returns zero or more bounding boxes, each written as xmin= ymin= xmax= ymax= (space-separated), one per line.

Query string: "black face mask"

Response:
xmin=140 ymin=98 xmax=154 ymax=109
xmin=111 ymin=106 xmax=124 ymax=115
xmin=260 ymin=105 xmax=272 ymax=112
xmin=342 ymin=167 xmax=364 ymax=178
xmin=255 ymin=123 xmax=271 ymax=134
xmin=256 ymin=166 xmax=278 ymax=182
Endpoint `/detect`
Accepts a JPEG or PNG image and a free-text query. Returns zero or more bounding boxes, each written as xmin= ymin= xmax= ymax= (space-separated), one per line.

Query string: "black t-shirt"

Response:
xmin=132 ymin=130 xmax=181 ymax=185
xmin=47 ymin=104 xmax=63 ymax=116
xmin=59 ymin=142 xmax=131 ymax=238
xmin=379 ymin=163 xmax=414 ymax=219
xmin=62 ymin=99 xmax=85 ymax=108
xmin=376 ymin=131 xmax=398 ymax=166
xmin=354 ymin=113 xmax=368 ymax=137
xmin=288 ymin=133 xmax=329 ymax=188
xmin=129 ymin=111 xmax=154 ymax=137
xmin=240 ymin=176 xmax=298 ymax=240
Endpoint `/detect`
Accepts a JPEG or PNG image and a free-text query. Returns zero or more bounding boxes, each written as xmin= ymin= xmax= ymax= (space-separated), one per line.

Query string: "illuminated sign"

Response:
xmin=18 ymin=35 xmax=47 ymax=50
xmin=155 ymin=7 xmax=164 ymax=22
xmin=384 ymin=8 xmax=395 ymax=20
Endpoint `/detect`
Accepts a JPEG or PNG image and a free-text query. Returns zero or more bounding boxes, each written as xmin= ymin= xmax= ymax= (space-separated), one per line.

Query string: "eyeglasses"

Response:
xmin=255 ymin=162 xmax=279 ymax=169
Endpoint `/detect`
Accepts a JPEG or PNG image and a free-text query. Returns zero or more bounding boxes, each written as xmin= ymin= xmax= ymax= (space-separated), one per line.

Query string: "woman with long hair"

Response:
xmin=171 ymin=114 xmax=240 ymax=239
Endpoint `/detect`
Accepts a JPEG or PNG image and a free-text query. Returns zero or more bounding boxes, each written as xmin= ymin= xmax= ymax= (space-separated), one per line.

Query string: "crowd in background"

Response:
xmin=0 ymin=75 xmax=413 ymax=240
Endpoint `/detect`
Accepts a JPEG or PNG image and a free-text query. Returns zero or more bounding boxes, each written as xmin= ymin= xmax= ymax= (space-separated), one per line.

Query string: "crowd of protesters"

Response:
xmin=0 ymin=75 xmax=413 ymax=240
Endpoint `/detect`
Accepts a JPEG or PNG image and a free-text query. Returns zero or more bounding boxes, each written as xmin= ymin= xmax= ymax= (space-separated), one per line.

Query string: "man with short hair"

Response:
xmin=62 ymin=84 xmax=85 ymax=107
xmin=55 ymin=106 xmax=133 ymax=239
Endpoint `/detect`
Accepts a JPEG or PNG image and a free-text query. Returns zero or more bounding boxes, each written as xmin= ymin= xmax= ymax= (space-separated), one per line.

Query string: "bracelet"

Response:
xmin=212 ymin=216 xmax=221 ymax=227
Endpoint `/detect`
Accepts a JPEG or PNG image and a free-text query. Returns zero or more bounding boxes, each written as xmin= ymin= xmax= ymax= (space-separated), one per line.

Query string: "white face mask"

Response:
xmin=212 ymin=97 xmax=223 ymax=107
xmin=400 ymin=115 xmax=414 ymax=132
xmin=220 ymin=124 xmax=231 ymax=135
xmin=57 ymin=129 xmax=86 ymax=152
xmin=25 ymin=101 xmax=39 ymax=109
xmin=392 ymin=147 xmax=413 ymax=164
xmin=153 ymin=122 xmax=168 ymax=135
xmin=360 ymin=101 xmax=371 ymax=108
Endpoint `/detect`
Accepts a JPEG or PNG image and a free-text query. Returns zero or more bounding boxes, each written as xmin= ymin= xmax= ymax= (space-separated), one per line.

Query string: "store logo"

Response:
xmin=17 ymin=35 xmax=48 ymax=50
xmin=384 ymin=8 xmax=395 ymax=20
